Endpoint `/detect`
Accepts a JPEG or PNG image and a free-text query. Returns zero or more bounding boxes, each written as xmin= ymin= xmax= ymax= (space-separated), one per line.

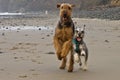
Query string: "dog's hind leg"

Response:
xmin=83 ymin=49 xmax=88 ymax=71
xmin=53 ymin=36 xmax=63 ymax=60
xmin=59 ymin=57 xmax=67 ymax=69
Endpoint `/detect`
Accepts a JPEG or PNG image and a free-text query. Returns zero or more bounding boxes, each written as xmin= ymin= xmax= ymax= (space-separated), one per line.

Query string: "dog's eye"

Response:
xmin=75 ymin=30 xmax=78 ymax=33
xmin=61 ymin=6 xmax=63 ymax=9
xmin=68 ymin=7 xmax=71 ymax=10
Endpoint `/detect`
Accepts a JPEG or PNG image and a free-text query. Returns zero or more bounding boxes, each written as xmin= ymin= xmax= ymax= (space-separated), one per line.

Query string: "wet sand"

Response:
xmin=0 ymin=18 xmax=120 ymax=80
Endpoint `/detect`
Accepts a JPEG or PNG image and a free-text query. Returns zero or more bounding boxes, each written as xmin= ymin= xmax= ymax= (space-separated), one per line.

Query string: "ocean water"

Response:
xmin=0 ymin=12 xmax=23 ymax=16
xmin=0 ymin=12 xmax=44 ymax=18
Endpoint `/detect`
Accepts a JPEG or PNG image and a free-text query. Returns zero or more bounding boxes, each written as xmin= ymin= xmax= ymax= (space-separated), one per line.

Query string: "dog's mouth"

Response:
xmin=62 ymin=16 xmax=68 ymax=21
xmin=63 ymin=17 xmax=67 ymax=21
xmin=62 ymin=13 xmax=69 ymax=21
xmin=76 ymin=37 xmax=81 ymax=42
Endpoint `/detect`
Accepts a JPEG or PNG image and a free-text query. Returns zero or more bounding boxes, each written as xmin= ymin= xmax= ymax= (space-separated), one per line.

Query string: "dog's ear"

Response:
xmin=57 ymin=3 xmax=61 ymax=8
xmin=80 ymin=25 xmax=86 ymax=38
xmin=71 ymin=4 xmax=75 ymax=7
xmin=81 ymin=25 xmax=85 ymax=32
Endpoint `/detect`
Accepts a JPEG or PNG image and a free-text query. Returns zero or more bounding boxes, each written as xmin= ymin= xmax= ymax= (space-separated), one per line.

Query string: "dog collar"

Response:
xmin=57 ymin=20 xmax=75 ymax=33
xmin=73 ymin=38 xmax=82 ymax=53
xmin=58 ymin=20 xmax=72 ymax=27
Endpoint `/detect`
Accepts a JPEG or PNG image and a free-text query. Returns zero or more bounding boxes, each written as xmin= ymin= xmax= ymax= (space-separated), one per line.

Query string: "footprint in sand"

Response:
xmin=31 ymin=59 xmax=43 ymax=64
xmin=29 ymin=69 xmax=35 ymax=71
xmin=46 ymin=52 xmax=55 ymax=54
xmin=14 ymin=57 xmax=18 ymax=59
xmin=0 ymin=69 xmax=5 ymax=71
xmin=31 ymin=59 xmax=37 ymax=62
xmin=0 ymin=51 xmax=4 ymax=54
xmin=32 ymin=73 xmax=40 ymax=76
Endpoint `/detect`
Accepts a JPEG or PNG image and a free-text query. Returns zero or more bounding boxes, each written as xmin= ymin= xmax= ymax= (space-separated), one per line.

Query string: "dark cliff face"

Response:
xmin=0 ymin=0 xmax=120 ymax=12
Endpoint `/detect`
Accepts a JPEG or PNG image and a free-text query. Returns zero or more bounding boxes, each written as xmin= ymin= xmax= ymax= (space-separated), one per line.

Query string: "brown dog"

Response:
xmin=53 ymin=3 xmax=75 ymax=72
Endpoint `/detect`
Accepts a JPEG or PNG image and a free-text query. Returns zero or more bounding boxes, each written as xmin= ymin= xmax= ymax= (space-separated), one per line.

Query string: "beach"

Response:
xmin=0 ymin=17 xmax=120 ymax=80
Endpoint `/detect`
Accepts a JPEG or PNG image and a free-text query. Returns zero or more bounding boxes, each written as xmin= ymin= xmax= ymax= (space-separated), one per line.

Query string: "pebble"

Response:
xmin=46 ymin=52 xmax=55 ymax=54
xmin=2 ymin=33 xmax=5 ymax=36
xmin=105 ymin=40 xmax=109 ymax=43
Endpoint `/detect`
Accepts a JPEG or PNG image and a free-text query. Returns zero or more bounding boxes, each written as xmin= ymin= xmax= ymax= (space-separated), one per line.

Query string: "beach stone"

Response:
xmin=41 ymin=37 xmax=44 ymax=39
xmin=46 ymin=52 xmax=55 ymax=54
xmin=2 ymin=33 xmax=5 ymax=36
xmin=105 ymin=40 xmax=109 ymax=43
xmin=0 ymin=51 xmax=4 ymax=54
xmin=46 ymin=34 xmax=50 ymax=37
xmin=39 ymin=28 xmax=41 ymax=30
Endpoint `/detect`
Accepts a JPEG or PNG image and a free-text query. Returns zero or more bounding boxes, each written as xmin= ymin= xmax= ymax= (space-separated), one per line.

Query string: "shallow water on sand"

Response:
xmin=0 ymin=26 xmax=53 ymax=31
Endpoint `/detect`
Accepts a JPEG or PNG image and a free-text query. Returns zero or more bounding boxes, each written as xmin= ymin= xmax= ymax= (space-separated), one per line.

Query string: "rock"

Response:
xmin=14 ymin=57 xmax=18 ymax=59
xmin=46 ymin=52 xmax=55 ymax=54
xmin=25 ymin=34 xmax=28 ymax=36
xmin=19 ymin=75 xmax=27 ymax=78
xmin=39 ymin=28 xmax=41 ymax=30
xmin=118 ymin=36 xmax=120 ymax=37
xmin=0 ymin=52 xmax=3 ymax=54
xmin=46 ymin=34 xmax=50 ymax=37
xmin=17 ymin=28 xmax=21 ymax=30
xmin=2 ymin=33 xmax=5 ymax=36
xmin=105 ymin=40 xmax=109 ymax=43
xmin=41 ymin=37 xmax=44 ymax=39
xmin=6 ymin=27 xmax=8 ymax=29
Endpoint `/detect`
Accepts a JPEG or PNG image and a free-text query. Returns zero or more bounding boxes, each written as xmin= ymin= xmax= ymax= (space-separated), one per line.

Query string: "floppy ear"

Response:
xmin=71 ymin=4 xmax=75 ymax=7
xmin=57 ymin=3 xmax=61 ymax=8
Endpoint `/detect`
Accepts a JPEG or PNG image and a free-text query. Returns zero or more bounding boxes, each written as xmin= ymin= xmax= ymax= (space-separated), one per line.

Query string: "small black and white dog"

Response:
xmin=73 ymin=25 xmax=88 ymax=71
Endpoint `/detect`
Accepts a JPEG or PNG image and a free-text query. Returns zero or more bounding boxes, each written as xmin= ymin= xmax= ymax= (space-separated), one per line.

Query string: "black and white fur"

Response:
xmin=73 ymin=26 xmax=88 ymax=71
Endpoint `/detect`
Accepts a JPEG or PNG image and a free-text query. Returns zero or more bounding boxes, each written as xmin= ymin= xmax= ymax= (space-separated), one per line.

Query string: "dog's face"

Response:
xmin=74 ymin=27 xmax=85 ymax=42
xmin=57 ymin=3 xmax=75 ymax=22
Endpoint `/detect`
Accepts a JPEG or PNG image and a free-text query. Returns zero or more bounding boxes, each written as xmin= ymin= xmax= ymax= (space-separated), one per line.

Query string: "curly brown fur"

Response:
xmin=53 ymin=3 xmax=75 ymax=72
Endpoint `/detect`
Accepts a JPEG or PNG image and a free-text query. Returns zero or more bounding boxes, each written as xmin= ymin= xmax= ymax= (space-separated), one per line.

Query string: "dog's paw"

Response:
xmin=58 ymin=56 xmax=62 ymax=60
xmin=74 ymin=53 xmax=80 ymax=63
xmin=59 ymin=66 xmax=65 ymax=70
xmin=82 ymin=66 xmax=87 ymax=71
xmin=68 ymin=69 xmax=73 ymax=72
xmin=83 ymin=68 xmax=87 ymax=71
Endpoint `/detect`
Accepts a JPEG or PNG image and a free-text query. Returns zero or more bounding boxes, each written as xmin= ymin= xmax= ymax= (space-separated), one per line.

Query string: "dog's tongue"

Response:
xmin=77 ymin=37 xmax=81 ymax=41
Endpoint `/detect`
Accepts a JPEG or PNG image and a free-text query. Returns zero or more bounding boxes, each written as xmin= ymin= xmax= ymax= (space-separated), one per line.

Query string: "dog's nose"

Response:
xmin=63 ymin=13 xmax=67 ymax=17
xmin=81 ymin=50 xmax=85 ymax=56
xmin=63 ymin=11 xmax=67 ymax=17
xmin=81 ymin=54 xmax=85 ymax=56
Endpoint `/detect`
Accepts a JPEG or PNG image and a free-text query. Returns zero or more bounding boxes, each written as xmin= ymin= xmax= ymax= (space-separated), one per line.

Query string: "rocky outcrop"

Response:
xmin=111 ymin=0 xmax=120 ymax=6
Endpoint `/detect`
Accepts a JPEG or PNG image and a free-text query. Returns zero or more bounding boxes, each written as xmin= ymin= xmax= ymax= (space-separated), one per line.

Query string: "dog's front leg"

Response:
xmin=83 ymin=61 xmax=87 ymax=71
xmin=61 ymin=39 xmax=72 ymax=58
xmin=53 ymin=36 xmax=63 ymax=60
xmin=59 ymin=57 xmax=67 ymax=69
xmin=80 ymin=56 xmax=87 ymax=71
